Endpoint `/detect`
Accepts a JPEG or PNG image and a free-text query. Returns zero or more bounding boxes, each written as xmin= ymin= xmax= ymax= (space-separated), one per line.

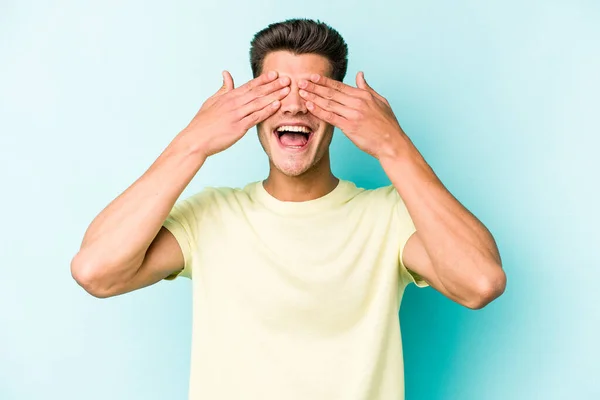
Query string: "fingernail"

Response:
xmin=306 ymin=101 xmax=314 ymax=110
xmin=310 ymin=74 xmax=320 ymax=82
xmin=298 ymin=79 xmax=307 ymax=88
xmin=299 ymin=90 xmax=307 ymax=97
xmin=268 ymin=71 xmax=277 ymax=79
xmin=281 ymin=87 xmax=290 ymax=94
xmin=280 ymin=77 xmax=289 ymax=85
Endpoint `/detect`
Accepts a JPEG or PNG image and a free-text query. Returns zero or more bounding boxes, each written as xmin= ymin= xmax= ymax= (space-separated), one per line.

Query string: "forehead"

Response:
xmin=262 ymin=51 xmax=332 ymax=79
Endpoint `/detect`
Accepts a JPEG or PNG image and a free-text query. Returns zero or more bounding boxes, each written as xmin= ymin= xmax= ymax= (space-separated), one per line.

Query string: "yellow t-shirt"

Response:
xmin=163 ymin=179 xmax=427 ymax=400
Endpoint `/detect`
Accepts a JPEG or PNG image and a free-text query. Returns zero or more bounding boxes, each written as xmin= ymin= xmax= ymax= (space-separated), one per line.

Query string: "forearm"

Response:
xmin=297 ymin=70 xmax=505 ymax=306
xmin=380 ymin=134 xmax=504 ymax=301
xmin=72 ymin=130 xmax=206 ymax=281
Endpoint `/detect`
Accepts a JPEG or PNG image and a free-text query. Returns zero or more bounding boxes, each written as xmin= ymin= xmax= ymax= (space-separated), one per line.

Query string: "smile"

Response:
xmin=273 ymin=124 xmax=314 ymax=151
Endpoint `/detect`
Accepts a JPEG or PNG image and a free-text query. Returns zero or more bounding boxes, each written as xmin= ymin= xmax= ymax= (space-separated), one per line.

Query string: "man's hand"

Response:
xmin=299 ymin=74 xmax=506 ymax=310
xmin=184 ymin=70 xmax=291 ymax=157
xmin=298 ymin=72 xmax=406 ymax=160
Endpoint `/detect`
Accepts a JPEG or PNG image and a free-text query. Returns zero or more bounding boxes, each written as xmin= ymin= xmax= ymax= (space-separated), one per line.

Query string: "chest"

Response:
xmin=192 ymin=206 xmax=402 ymax=333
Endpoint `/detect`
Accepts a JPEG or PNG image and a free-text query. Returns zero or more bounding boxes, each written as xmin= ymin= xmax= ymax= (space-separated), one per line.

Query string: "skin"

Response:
xmin=71 ymin=69 xmax=294 ymax=298
xmin=72 ymin=50 xmax=506 ymax=310
xmin=256 ymin=51 xmax=339 ymax=202
xmin=290 ymin=57 xmax=506 ymax=309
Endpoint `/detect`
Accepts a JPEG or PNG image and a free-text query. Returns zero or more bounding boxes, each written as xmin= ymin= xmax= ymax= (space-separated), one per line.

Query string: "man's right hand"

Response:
xmin=183 ymin=70 xmax=291 ymax=157
xmin=72 ymin=71 xmax=292 ymax=298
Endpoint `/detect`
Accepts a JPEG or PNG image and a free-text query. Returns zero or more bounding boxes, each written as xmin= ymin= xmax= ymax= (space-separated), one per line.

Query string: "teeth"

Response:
xmin=276 ymin=125 xmax=311 ymax=133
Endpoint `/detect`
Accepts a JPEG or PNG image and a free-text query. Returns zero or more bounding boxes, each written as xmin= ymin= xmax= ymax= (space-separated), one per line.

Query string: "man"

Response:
xmin=71 ymin=18 xmax=506 ymax=400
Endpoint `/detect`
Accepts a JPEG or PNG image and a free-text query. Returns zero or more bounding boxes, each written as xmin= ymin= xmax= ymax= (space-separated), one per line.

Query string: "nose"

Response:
xmin=280 ymin=82 xmax=308 ymax=115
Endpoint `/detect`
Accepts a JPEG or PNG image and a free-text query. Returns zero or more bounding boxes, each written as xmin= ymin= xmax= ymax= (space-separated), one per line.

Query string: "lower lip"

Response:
xmin=273 ymin=131 xmax=314 ymax=152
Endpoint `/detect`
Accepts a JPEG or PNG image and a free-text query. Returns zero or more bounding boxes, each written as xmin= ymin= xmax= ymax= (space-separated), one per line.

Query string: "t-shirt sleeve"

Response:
xmin=392 ymin=188 xmax=429 ymax=288
xmin=162 ymin=191 xmax=209 ymax=281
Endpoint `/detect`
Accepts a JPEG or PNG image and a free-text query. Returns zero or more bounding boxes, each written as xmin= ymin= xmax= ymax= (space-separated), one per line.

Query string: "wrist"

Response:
xmin=166 ymin=129 xmax=209 ymax=165
xmin=377 ymin=128 xmax=414 ymax=163
xmin=174 ymin=128 xmax=211 ymax=161
xmin=379 ymin=130 xmax=432 ymax=173
xmin=379 ymin=137 xmax=439 ymax=197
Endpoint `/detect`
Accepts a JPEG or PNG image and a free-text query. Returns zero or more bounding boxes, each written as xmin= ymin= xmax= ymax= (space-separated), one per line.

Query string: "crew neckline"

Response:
xmin=250 ymin=179 xmax=354 ymax=215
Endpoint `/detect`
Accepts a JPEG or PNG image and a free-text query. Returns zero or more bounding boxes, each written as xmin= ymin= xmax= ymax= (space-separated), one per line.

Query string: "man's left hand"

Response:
xmin=299 ymin=72 xmax=406 ymax=160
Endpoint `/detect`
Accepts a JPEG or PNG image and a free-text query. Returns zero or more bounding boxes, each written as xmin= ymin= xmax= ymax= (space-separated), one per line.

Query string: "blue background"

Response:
xmin=1 ymin=0 xmax=598 ymax=399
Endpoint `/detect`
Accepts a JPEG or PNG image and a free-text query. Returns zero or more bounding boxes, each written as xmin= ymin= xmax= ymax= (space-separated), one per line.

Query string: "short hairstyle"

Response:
xmin=249 ymin=18 xmax=349 ymax=81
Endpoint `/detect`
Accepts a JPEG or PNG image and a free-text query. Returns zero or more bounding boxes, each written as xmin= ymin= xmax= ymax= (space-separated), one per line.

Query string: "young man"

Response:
xmin=71 ymin=19 xmax=506 ymax=400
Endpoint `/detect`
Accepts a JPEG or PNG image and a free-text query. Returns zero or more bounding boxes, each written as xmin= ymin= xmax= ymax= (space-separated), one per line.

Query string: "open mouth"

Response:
xmin=273 ymin=125 xmax=314 ymax=149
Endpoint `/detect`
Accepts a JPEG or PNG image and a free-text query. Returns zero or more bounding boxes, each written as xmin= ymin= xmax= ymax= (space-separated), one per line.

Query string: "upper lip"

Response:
xmin=274 ymin=122 xmax=314 ymax=132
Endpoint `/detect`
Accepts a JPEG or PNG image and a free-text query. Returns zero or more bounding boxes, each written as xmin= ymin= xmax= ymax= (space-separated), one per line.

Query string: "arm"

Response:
xmin=380 ymin=141 xmax=506 ymax=309
xmin=71 ymin=70 xmax=291 ymax=298
xmin=70 ymin=135 xmax=206 ymax=298
xmin=299 ymin=71 xmax=506 ymax=309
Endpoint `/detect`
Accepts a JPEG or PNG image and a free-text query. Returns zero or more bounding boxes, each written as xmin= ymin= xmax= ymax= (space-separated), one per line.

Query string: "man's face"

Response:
xmin=257 ymin=51 xmax=335 ymax=177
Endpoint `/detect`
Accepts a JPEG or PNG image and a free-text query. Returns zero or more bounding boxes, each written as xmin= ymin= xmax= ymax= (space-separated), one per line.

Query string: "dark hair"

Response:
xmin=249 ymin=18 xmax=348 ymax=82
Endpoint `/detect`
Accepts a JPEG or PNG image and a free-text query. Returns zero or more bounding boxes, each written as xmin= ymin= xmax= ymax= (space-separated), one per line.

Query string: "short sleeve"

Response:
xmin=162 ymin=191 xmax=209 ymax=280
xmin=393 ymin=188 xmax=429 ymax=288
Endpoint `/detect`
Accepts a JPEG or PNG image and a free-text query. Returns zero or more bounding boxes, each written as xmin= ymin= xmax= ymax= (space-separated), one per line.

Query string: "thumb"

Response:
xmin=356 ymin=71 xmax=388 ymax=104
xmin=356 ymin=71 xmax=370 ymax=91
xmin=219 ymin=70 xmax=235 ymax=93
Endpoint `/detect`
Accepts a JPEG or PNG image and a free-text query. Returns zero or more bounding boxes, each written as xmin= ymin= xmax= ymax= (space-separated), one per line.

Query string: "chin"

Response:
xmin=271 ymin=158 xmax=314 ymax=177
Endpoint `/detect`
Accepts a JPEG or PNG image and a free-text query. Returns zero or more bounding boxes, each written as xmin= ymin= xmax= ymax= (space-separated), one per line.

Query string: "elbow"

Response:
xmin=70 ymin=253 xmax=114 ymax=299
xmin=465 ymin=265 xmax=507 ymax=310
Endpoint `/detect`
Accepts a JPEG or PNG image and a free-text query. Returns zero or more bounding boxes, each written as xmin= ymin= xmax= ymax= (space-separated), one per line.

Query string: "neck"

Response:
xmin=263 ymin=152 xmax=339 ymax=202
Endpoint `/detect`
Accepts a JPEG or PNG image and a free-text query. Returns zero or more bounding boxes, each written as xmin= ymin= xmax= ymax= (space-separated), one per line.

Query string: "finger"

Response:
xmin=356 ymin=71 xmax=368 ymax=90
xmin=298 ymin=88 xmax=354 ymax=119
xmin=235 ymin=70 xmax=279 ymax=95
xmin=305 ymin=101 xmax=347 ymax=130
xmin=204 ymin=71 xmax=233 ymax=107
xmin=238 ymin=86 xmax=290 ymax=118
xmin=237 ymin=76 xmax=291 ymax=106
xmin=223 ymin=70 xmax=235 ymax=91
xmin=356 ymin=71 xmax=389 ymax=104
xmin=307 ymin=74 xmax=363 ymax=97
xmin=298 ymin=78 xmax=360 ymax=108
xmin=213 ymin=71 xmax=235 ymax=97
xmin=239 ymin=99 xmax=282 ymax=130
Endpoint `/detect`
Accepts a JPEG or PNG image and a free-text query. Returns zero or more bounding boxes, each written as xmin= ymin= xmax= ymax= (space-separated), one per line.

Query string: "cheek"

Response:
xmin=256 ymin=123 xmax=270 ymax=138
xmin=319 ymin=124 xmax=335 ymax=140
